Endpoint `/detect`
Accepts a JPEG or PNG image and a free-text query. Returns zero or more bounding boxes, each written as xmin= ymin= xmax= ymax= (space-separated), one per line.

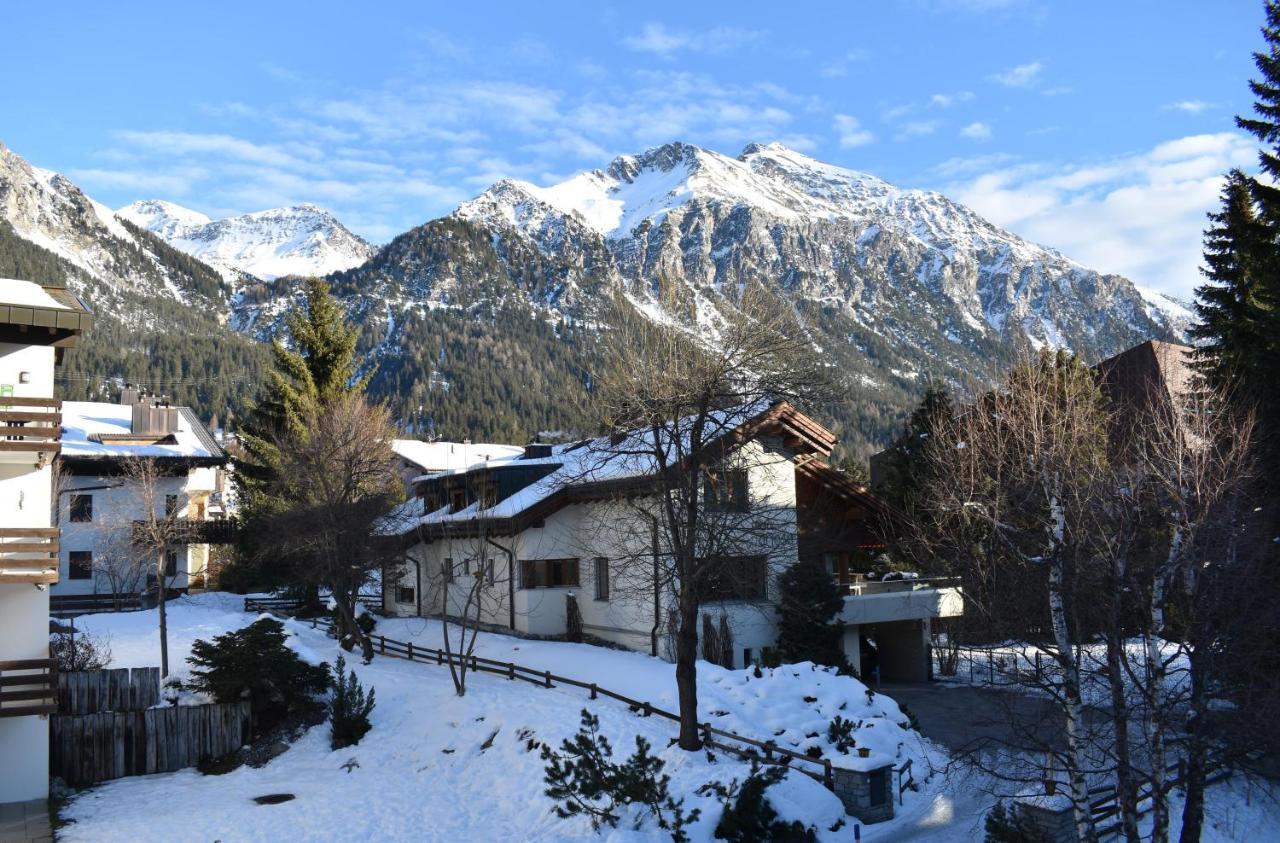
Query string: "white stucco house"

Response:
xmin=384 ymin=401 xmax=962 ymax=678
xmin=0 ymin=277 xmax=92 ymax=805
xmin=52 ymin=391 xmax=229 ymax=605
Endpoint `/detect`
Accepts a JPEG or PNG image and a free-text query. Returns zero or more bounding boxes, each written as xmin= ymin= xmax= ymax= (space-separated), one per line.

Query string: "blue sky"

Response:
xmin=0 ymin=1 xmax=1266 ymax=299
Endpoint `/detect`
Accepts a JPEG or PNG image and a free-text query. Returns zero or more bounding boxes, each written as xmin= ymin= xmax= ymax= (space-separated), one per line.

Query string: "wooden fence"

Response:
xmin=58 ymin=668 xmax=160 ymax=714
xmin=50 ymin=667 xmax=251 ymax=787
xmin=52 ymin=700 xmax=252 ymax=786
xmin=280 ymin=608 xmax=914 ymax=802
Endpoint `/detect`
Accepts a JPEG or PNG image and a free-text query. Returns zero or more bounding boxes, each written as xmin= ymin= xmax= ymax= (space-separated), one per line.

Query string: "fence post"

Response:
xmin=1035 ymin=651 xmax=1041 ymax=684
xmin=407 ymin=642 xmax=414 ymax=661
xmin=436 ymin=650 xmax=443 ymax=665
xmin=642 ymin=701 xmax=651 ymax=717
xmin=702 ymin=723 xmax=713 ymax=748
xmin=544 ymin=670 xmax=552 ymax=689
xmin=508 ymin=663 xmax=516 ymax=681
xmin=988 ymin=651 xmax=994 ymax=685
xmin=823 ymin=759 xmax=834 ymax=789
xmin=589 ymin=683 xmax=597 ymax=700
xmin=764 ymin=740 xmax=774 ymax=761
xmin=379 ymin=636 xmax=385 ymax=655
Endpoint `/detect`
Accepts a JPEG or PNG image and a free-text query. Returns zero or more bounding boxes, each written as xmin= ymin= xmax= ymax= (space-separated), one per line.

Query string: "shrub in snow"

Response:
xmin=776 ymin=558 xmax=851 ymax=672
xmin=186 ymin=618 xmax=331 ymax=732
xmin=826 ymin=715 xmax=857 ymax=754
xmin=983 ymin=802 xmax=1050 ymax=842
xmin=701 ymin=613 xmax=735 ymax=668
xmin=540 ymin=708 xmax=698 ymax=841
xmin=566 ymin=593 xmax=584 ymax=643
xmin=699 ymin=762 xmax=817 ymax=842
xmin=49 ymin=628 xmax=112 ymax=672
xmin=329 ymin=655 xmax=376 ymax=750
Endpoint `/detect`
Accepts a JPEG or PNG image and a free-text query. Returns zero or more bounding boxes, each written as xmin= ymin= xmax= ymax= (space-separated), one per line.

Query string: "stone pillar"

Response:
xmin=830 ymin=763 xmax=895 ymax=823
xmin=1014 ymin=799 xmax=1078 ymax=843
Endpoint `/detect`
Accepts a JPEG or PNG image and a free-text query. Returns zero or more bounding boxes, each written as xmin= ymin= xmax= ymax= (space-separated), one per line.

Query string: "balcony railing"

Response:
xmin=0 ymin=396 xmax=62 ymax=460
xmin=0 ymin=658 xmax=58 ymax=717
xmin=0 ymin=526 xmax=59 ymax=584
xmin=842 ymin=576 xmax=962 ymax=596
xmin=132 ymin=518 xmax=239 ymax=545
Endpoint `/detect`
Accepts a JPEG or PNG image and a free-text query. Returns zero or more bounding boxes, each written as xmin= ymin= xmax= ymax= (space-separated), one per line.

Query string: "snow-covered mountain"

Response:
xmin=118 ymin=200 xmax=374 ymax=280
xmin=452 ymin=141 xmax=1186 ymax=353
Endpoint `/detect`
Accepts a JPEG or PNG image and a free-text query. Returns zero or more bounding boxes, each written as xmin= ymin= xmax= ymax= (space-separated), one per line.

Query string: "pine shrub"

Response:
xmin=775 ymin=558 xmax=851 ymax=671
xmin=186 ymin=618 xmax=330 ymax=731
xmin=984 ymin=802 xmax=1049 ymax=843
xmin=826 ymin=715 xmax=857 ymax=754
xmin=700 ymin=762 xmax=817 ymax=842
xmin=540 ymin=709 xmax=698 ymax=841
xmin=329 ymin=655 xmax=376 ymax=749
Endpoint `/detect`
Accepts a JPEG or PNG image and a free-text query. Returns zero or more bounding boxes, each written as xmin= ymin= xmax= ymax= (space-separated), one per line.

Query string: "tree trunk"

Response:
xmin=675 ymin=586 xmax=702 ymax=750
xmin=1048 ymin=552 xmax=1097 ymax=843
xmin=1146 ymin=539 xmax=1178 ymax=843
xmin=1178 ymin=644 xmax=1209 ymax=843
xmin=157 ymin=567 xmax=170 ymax=678
xmin=1105 ymin=627 xmax=1141 ymax=843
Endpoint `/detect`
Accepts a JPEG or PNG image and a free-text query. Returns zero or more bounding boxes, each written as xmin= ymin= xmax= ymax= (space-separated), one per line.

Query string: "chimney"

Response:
xmin=131 ymin=401 xmax=180 ymax=436
xmin=523 ymin=442 xmax=553 ymax=460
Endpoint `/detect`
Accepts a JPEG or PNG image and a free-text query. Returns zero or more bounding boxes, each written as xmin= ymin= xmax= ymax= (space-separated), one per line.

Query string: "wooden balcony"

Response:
xmin=0 ymin=396 xmax=62 ymax=464
xmin=134 ymin=518 xmax=238 ymax=545
xmin=0 ymin=527 xmax=60 ymax=584
xmin=0 ymin=658 xmax=58 ymax=717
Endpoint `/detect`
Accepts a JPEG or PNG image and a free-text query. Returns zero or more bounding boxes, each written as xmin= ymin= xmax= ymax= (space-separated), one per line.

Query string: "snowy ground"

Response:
xmin=58 ymin=596 xmax=1274 ymax=842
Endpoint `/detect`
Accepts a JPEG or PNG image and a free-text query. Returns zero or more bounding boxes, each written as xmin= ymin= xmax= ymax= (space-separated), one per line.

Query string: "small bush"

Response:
xmin=540 ymin=709 xmax=698 ymax=841
xmin=984 ymin=802 xmax=1050 ymax=842
xmin=826 ymin=716 xmax=856 ymax=754
xmin=330 ymin=655 xmax=376 ymax=750
xmin=356 ymin=611 xmax=377 ymax=635
xmin=898 ymin=703 xmax=920 ymax=732
xmin=700 ymin=762 xmax=817 ymax=842
xmin=49 ymin=629 xmax=112 ymax=672
xmin=186 ymin=618 xmax=330 ymax=732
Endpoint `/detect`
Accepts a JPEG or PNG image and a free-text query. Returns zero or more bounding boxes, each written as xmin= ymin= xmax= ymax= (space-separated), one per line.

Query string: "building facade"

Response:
xmin=0 ymin=278 xmax=91 ymax=805
xmin=385 ymin=402 xmax=962 ymax=676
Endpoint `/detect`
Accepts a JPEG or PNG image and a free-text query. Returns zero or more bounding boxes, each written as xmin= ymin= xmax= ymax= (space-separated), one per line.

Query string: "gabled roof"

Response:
xmin=392 ymin=439 xmax=525 ymax=475
xmin=386 ymin=400 xmax=835 ymax=540
xmin=59 ymin=401 xmax=226 ymax=469
xmin=1093 ymin=339 xmax=1194 ymax=412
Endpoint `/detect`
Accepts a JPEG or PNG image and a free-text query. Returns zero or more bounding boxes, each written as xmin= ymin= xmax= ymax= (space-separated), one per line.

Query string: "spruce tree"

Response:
xmin=1195 ymin=1 xmax=1280 ymax=473
xmin=229 ymin=279 xmax=372 ymax=590
xmin=775 ymin=558 xmax=849 ymax=670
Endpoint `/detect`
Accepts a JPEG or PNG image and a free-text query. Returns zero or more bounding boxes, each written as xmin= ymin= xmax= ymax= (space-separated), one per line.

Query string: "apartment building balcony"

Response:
xmin=131 ymin=518 xmax=238 ymax=545
xmin=838 ymin=576 xmax=963 ymax=626
xmin=0 ymin=397 xmax=61 ymax=465
xmin=0 ymin=527 xmax=59 ymax=585
xmin=0 ymin=658 xmax=57 ymax=718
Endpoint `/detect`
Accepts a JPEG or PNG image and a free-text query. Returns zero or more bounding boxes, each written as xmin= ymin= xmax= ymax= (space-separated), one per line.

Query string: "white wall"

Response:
xmin=0 ymin=341 xmax=54 ymax=803
xmin=54 ymin=470 xmax=216 ymax=596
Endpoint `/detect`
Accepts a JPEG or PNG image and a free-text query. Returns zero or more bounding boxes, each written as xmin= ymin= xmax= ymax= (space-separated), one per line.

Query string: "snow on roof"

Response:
xmin=0 ymin=278 xmax=70 ymax=310
xmin=385 ymin=400 xmax=813 ymax=536
xmin=60 ymin=401 xmax=224 ymax=461
xmin=391 ymin=440 xmax=525 ymax=474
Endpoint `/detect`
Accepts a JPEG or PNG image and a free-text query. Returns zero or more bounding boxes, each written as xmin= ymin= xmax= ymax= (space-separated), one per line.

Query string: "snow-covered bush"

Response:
xmin=699 ymin=762 xmax=818 ymax=842
xmin=186 ymin=618 xmax=330 ymax=732
xmin=329 ymin=655 xmax=376 ymax=750
xmin=539 ymin=708 xmax=698 ymax=841
xmin=825 ymin=715 xmax=856 ymax=754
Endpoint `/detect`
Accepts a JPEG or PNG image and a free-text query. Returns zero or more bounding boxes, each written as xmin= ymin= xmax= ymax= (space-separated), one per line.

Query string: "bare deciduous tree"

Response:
xmin=582 ymin=288 xmax=826 ymax=750
xmin=264 ymin=394 xmax=404 ymax=662
xmin=123 ymin=456 xmax=187 ymax=678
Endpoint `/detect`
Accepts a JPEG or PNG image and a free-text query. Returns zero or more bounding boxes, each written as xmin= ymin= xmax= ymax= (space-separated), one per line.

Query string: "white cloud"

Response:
xmin=895 ymin=120 xmax=942 ymax=140
xmin=1164 ymin=100 xmax=1214 ymax=114
xmin=990 ymin=61 xmax=1043 ymax=88
xmin=940 ymin=132 xmax=1256 ymax=299
xmin=960 ymin=121 xmax=993 ymax=141
xmin=834 ymin=114 xmax=875 ymax=148
xmin=622 ymin=23 xmax=762 ymax=56
xmin=929 ymin=91 xmax=976 ymax=108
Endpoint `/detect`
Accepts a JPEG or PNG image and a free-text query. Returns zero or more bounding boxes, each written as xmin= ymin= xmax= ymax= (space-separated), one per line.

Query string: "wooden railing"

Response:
xmin=0 ymin=658 xmax=58 ymax=717
xmin=0 ymin=526 xmax=59 ymax=584
xmin=142 ymin=518 xmax=239 ymax=545
xmin=0 ymin=397 xmax=62 ymax=457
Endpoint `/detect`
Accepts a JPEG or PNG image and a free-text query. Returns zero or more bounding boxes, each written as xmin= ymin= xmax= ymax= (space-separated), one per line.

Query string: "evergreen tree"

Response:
xmin=230 ymin=278 xmax=372 ymax=590
xmin=1195 ymin=1 xmax=1280 ymax=474
xmin=875 ymin=384 xmax=953 ymax=512
xmin=775 ymin=558 xmax=850 ymax=670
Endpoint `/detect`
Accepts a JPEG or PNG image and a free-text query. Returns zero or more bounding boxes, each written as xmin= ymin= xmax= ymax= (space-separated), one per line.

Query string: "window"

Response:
xmin=443 ymin=557 xmax=454 ymax=584
xmin=743 ymin=648 xmax=753 ymax=667
xmin=484 ymin=559 xmax=496 ymax=587
xmin=69 ymin=493 xmax=93 ymax=523
xmin=450 ymin=489 xmax=467 ymax=512
xmin=703 ymin=466 xmax=749 ymax=512
xmin=165 ymin=494 xmax=179 ymax=517
xmin=701 ymin=555 xmax=768 ymax=601
xmin=520 ymin=558 xmax=580 ymax=589
xmin=594 ymin=557 xmax=610 ymax=601
xmin=69 ymin=550 xmax=93 ymax=580
xmin=396 ymin=585 xmax=416 ymax=604
xmin=164 ymin=550 xmax=179 ymax=577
